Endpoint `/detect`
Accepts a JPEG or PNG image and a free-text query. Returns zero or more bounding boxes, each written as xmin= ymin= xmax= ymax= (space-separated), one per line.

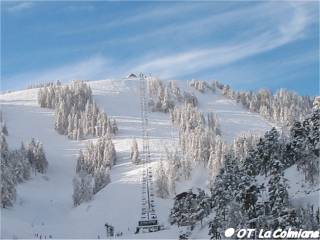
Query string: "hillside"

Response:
xmin=0 ymin=78 xmax=318 ymax=239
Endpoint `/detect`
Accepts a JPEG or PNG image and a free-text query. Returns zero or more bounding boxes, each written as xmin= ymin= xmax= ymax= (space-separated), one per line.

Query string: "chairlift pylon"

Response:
xmin=136 ymin=74 xmax=162 ymax=234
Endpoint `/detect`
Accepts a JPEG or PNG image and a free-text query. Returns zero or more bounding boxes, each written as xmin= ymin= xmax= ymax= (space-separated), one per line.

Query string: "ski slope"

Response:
xmin=0 ymin=78 xmax=294 ymax=239
xmin=178 ymin=83 xmax=273 ymax=143
xmin=0 ymin=103 xmax=84 ymax=238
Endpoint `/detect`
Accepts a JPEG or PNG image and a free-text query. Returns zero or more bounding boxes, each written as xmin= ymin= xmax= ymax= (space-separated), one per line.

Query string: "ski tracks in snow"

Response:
xmin=0 ymin=79 xmax=275 ymax=239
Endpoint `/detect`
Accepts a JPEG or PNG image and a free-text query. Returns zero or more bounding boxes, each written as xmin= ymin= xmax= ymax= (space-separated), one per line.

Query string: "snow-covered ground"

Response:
xmin=0 ymin=104 xmax=84 ymax=238
xmin=285 ymin=166 xmax=320 ymax=208
xmin=0 ymin=79 xmax=177 ymax=239
xmin=0 ymin=78 xmax=315 ymax=239
xmin=179 ymin=83 xmax=273 ymax=143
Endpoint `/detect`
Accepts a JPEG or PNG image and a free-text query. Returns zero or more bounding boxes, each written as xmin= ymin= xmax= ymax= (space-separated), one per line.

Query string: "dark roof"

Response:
xmin=175 ymin=191 xmax=196 ymax=201
xmin=127 ymin=73 xmax=137 ymax=78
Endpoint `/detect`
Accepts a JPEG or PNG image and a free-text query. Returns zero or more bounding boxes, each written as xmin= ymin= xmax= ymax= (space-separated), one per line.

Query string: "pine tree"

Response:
xmin=0 ymin=133 xmax=16 ymax=208
xmin=1 ymin=123 xmax=8 ymax=136
xmin=38 ymin=81 xmax=117 ymax=139
xmin=26 ymin=139 xmax=48 ymax=174
xmin=74 ymin=136 xmax=115 ymax=202
xmin=1 ymin=164 xmax=16 ymax=208
xmin=155 ymin=160 xmax=169 ymax=198
xmin=195 ymin=189 xmax=211 ymax=226
xmin=93 ymin=167 xmax=110 ymax=194
xmin=76 ymin=150 xmax=85 ymax=173
xmin=267 ymin=164 xmax=290 ymax=229
xmin=170 ymin=189 xmax=210 ymax=229
xmin=19 ymin=143 xmax=31 ymax=181
xmin=73 ymin=171 xmax=94 ymax=206
xmin=209 ymin=151 xmax=258 ymax=237
xmin=9 ymin=150 xmax=26 ymax=184
xmin=112 ymin=119 xmax=118 ymax=134
xmin=34 ymin=142 xmax=48 ymax=174
xmin=27 ymin=138 xmax=36 ymax=170
xmin=290 ymin=109 xmax=319 ymax=184
xmin=0 ymin=129 xmax=34 ymax=208
xmin=130 ymin=138 xmax=140 ymax=164
xmin=0 ymin=132 xmax=9 ymax=161
xmin=261 ymin=128 xmax=280 ymax=176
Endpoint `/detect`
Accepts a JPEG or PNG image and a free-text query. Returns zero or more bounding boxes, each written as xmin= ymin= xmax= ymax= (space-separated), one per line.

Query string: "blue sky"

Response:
xmin=1 ymin=1 xmax=319 ymax=95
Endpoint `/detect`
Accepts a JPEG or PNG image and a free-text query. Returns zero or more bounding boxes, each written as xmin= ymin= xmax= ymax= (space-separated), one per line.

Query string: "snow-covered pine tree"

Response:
xmin=245 ymin=128 xmax=281 ymax=177
xmin=93 ymin=166 xmax=110 ymax=194
xmin=19 ymin=143 xmax=31 ymax=181
xmin=208 ymin=218 xmax=222 ymax=240
xmin=170 ymin=189 xmax=210 ymax=229
xmin=76 ymin=150 xmax=85 ymax=173
xmin=261 ymin=127 xmax=281 ymax=176
xmin=208 ymin=150 xmax=259 ymax=237
xmin=235 ymin=175 xmax=264 ymax=231
xmin=267 ymin=161 xmax=292 ymax=229
xmin=130 ymin=138 xmax=140 ymax=164
xmin=218 ymin=81 xmax=313 ymax=127
xmin=290 ymin=108 xmax=319 ymax=184
xmin=72 ymin=171 xmax=94 ymax=206
xmin=111 ymin=119 xmax=118 ymax=134
xmin=205 ymin=107 xmax=318 ymax=236
xmin=0 ymin=132 xmax=16 ymax=208
xmin=297 ymin=205 xmax=320 ymax=230
xmin=232 ymin=134 xmax=257 ymax=165
xmin=0 ymin=124 xmax=35 ymax=208
xmin=195 ymin=189 xmax=211 ymax=226
xmin=155 ymin=160 xmax=170 ymax=198
xmin=0 ymin=130 xmax=9 ymax=161
xmin=1 ymin=123 xmax=8 ymax=136
xmin=9 ymin=150 xmax=29 ymax=184
xmin=207 ymin=113 xmax=221 ymax=135
xmin=148 ymin=78 xmax=200 ymax=112
xmin=34 ymin=142 xmax=48 ymax=174
xmin=73 ymin=136 xmax=116 ymax=205
xmin=26 ymin=139 xmax=48 ymax=174
xmin=209 ymin=153 xmax=238 ymax=234
xmin=1 ymin=162 xmax=16 ymax=208
xmin=189 ymin=80 xmax=210 ymax=93
xmin=207 ymin=136 xmax=226 ymax=183
xmin=313 ymin=97 xmax=320 ymax=110
xmin=55 ymin=102 xmax=66 ymax=134
xmin=38 ymin=81 xmax=117 ymax=140
xmin=167 ymin=149 xmax=182 ymax=195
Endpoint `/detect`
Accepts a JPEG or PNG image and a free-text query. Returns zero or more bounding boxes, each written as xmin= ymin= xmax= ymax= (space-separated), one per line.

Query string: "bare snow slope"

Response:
xmin=1 ymin=78 xmax=275 ymax=239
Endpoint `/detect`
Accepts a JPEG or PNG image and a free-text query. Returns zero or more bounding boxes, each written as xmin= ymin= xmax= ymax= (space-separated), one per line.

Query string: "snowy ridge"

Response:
xmin=0 ymin=88 xmax=38 ymax=106
xmin=1 ymin=78 xmax=315 ymax=239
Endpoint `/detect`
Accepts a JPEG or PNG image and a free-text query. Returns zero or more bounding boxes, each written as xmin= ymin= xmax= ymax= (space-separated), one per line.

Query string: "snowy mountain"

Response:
xmin=0 ymin=78 xmax=318 ymax=239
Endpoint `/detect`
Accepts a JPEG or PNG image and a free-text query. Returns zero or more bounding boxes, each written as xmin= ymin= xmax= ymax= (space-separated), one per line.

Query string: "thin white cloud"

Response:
xmin=71 ymin=1 xmax=315 ymax=53
xmin=3 ymin=1 xmax=317 ymax=90
xmin=128 ymin=2 xmax=316 ymax=79
xmin=58 ymin=3 xmax=211 ymax=36
xmin=4 ymin=2 xmax=34 ymax=13
xmin=4 ymin=56 xmax=119 ymax=89
xmin=62 ymin=4 xmax=95 ymax=13
xmin=111 ymin=3 xmax=271 ymax=44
